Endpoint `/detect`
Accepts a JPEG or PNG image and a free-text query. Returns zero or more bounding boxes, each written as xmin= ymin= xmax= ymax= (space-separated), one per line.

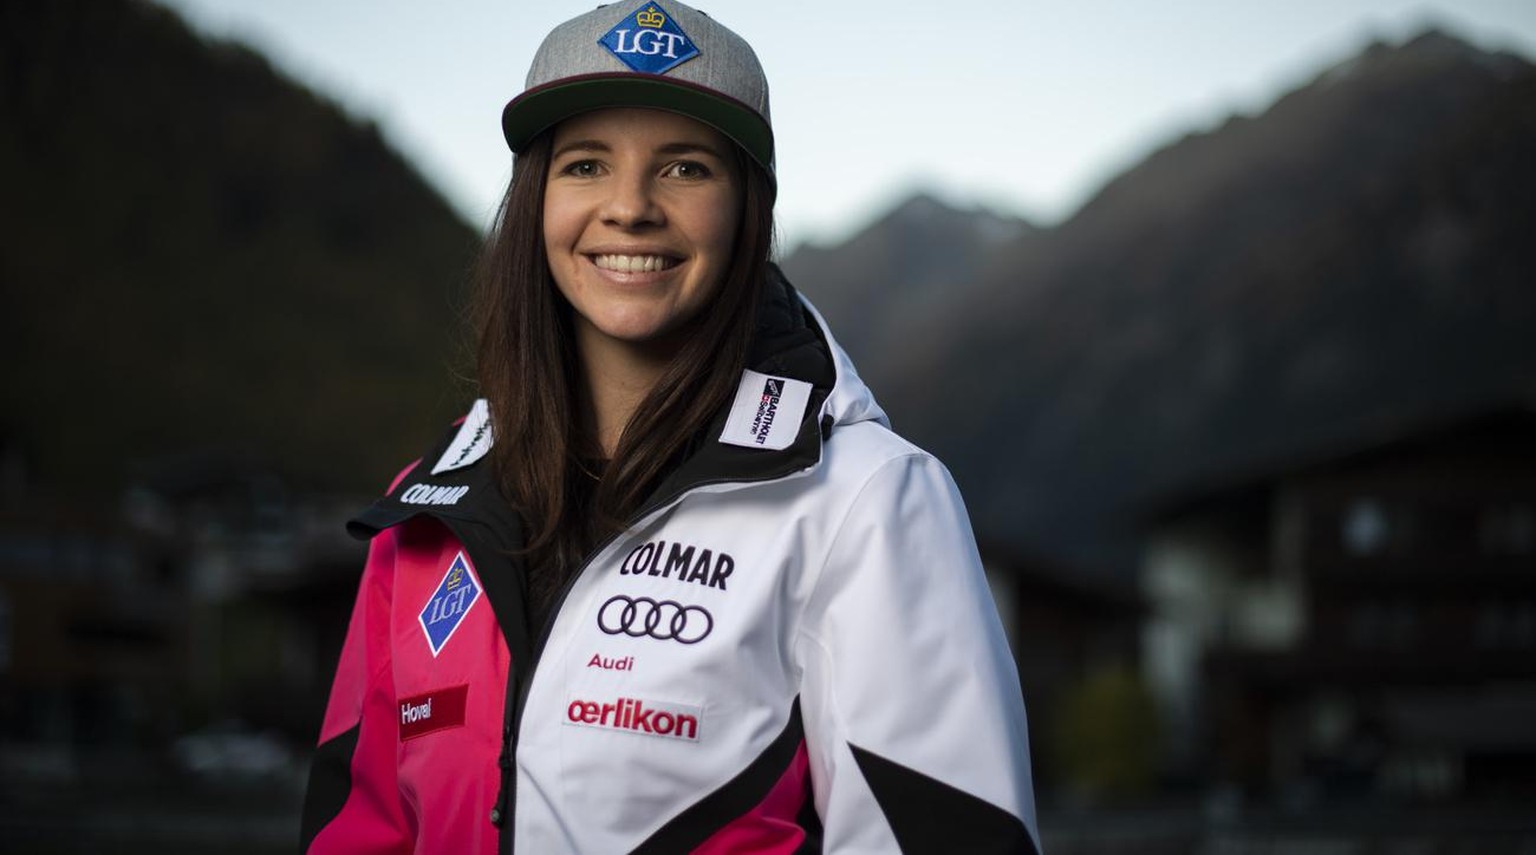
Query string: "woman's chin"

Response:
xmin=576 ymin=313 xmax=694 ymax=356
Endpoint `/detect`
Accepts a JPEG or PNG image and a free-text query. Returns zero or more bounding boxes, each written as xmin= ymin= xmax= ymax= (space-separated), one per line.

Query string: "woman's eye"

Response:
xmin=666 ymin=161 xmax=712 ymax=180
xmin=562 ymin=160 xmax=601 ymax=177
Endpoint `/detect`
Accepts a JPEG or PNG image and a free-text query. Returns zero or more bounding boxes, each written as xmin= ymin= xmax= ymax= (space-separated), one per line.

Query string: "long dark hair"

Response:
xmin=470 ymin=123 xmax=776 ymax=616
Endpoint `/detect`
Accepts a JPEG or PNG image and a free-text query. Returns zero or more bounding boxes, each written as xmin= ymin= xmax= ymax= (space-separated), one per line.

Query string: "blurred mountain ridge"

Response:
xmin=3 ymin=3 xmax=1532 ymax=583
xmin=0 ymin=0 xmax=482 ymax=495
xmin=784 ymin=27 xmax=1536 ymax=577
xmin=786 ymin=191 xmax=1038 ymax=358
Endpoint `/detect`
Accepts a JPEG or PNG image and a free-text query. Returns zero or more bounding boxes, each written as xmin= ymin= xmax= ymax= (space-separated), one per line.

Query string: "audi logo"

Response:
xmin=597 ymin=596 xmax=713 ymax=644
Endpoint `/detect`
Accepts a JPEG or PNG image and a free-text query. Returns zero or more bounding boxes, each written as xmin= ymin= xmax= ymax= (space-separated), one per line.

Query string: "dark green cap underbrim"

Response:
xmin=501 ymin=73 xmax=775 ymax=176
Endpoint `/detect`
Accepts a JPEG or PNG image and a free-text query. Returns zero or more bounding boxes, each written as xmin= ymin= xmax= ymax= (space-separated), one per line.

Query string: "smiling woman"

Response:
xmin=300 ymin=3 xmax=1041 ymax=854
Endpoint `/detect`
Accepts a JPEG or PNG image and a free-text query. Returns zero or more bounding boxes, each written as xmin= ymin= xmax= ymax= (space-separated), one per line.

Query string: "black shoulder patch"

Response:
xmin=849 ymin=743 xmax=1038 ymax=855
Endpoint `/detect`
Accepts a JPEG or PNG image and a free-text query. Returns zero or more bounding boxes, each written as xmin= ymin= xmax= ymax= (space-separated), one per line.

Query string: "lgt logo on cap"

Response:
xmin=599 ymin=2 xmax=699 ymax=75
xmin=419 ymin=552 xmax=482 ymax=657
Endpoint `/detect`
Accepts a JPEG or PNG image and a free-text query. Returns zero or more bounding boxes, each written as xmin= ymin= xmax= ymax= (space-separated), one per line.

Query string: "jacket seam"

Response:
xmin=793 ymin=450 xmax=924 ymax=657
xmin=359 ymin=539 xmax=398 ymax=735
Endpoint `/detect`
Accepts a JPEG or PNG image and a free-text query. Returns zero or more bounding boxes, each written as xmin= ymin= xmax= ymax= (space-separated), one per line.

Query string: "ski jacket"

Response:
xmin=301 ymin=273 xmax=1041 ymax=854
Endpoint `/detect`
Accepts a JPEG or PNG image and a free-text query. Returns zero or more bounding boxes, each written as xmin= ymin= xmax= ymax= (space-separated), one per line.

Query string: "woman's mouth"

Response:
xmin=591 ymin=254 xmax=680 ymax=274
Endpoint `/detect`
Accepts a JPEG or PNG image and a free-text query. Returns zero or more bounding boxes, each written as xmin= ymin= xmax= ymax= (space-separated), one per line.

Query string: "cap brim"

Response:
xmin=502 ymin=74 xmax=774 ymax=172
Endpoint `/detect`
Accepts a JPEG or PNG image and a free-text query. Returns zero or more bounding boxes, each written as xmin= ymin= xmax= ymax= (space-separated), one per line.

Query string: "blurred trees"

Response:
xmin=1 ymin=0 xmax=483 ymax=496
xmin=1052 ymin=664 xmax=1162 ymax=803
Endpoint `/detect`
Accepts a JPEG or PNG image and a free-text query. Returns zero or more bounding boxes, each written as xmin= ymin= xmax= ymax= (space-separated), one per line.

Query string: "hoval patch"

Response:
xmin=598 ymin=2 xmax=699 ymax=75
xmin=418 ymin=552 xmax=482 ymax=657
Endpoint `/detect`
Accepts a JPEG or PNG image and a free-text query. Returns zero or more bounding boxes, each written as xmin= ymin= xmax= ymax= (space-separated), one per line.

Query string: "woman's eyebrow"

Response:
xmin=551 ymin=139 xmax=610 ymax=159
xmin=656 ymin=141 xmax=726 ymax=159
xmin=552 ymin=139 xmax=727 ymax=160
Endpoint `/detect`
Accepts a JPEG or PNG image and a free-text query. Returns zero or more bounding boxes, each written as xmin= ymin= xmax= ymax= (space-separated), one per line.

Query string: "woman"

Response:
xmin=301 ymin=3 xmax=1040 ymax=853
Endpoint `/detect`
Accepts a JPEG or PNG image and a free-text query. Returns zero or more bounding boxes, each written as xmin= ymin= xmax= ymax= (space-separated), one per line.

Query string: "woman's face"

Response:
xmin=543 ymin=107 xmax=742 ymax=357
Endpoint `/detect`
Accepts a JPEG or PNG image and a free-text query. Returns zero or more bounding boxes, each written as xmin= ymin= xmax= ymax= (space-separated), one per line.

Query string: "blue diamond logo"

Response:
xmin=598 ymin=2 xmax=700 ymax=75
xmin=419 ymin=552 xmax=481 ymax=657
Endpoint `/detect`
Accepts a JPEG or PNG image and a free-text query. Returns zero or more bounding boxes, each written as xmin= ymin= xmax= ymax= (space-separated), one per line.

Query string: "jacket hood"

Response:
xmin=747 ymin=263 xmax=887 ymax=434
xmin=799 ymin=292 xmax=889 ymax=433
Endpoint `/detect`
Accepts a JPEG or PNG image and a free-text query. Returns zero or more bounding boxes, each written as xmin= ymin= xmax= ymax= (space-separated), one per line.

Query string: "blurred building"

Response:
xmin=982 ymin=544 xmax=1145 ymax=800
xmin=0 ymin=446 xmax=364 ymax=791
xmin=0 ymin=496 xmax=177 ymax=784
xmin=1140 ymin=402 xmax=1536 ymax=803
xmin=117 ymin=454 xmax=364 ymax=743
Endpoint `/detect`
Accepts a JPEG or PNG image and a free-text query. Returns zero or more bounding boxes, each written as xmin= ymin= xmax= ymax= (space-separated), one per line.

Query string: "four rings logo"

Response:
xmin=597 ymin=595 xmax=713 ymax=644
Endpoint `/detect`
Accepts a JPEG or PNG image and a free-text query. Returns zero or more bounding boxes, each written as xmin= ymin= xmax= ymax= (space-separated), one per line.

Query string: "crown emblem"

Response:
xmin=636 ymin=6 xmax=665 ymax=28
xmin=419 ymin=552 xmax=481 ymax=657
xmin=600 ymin=2 xmax=699 ymax=75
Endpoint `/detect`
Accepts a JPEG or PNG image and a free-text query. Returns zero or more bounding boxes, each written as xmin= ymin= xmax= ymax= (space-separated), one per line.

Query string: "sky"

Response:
xmin=152 ymin=0 xmax=1536 ymax=251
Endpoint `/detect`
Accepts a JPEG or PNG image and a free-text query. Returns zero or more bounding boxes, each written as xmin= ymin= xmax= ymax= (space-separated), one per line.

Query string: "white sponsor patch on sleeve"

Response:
xmin=719 ymin=370 xmax=813 ymax=451
xmin=431 ymin=399 xmax=494 ymax=475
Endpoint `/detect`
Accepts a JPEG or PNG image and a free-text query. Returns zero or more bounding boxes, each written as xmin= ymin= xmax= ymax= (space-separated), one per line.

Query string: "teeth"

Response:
xmin=594 ymin=254 xmax=676 ymax=273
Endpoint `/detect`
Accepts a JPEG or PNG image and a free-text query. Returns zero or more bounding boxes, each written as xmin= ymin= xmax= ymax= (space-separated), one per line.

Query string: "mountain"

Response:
xmin=784 ymin=30 xmax=1536 ymax=575
xmin=5 ymin=3 xmax=1530 ymax=575
xmin=783 ymin=193 xmax=1037 ymax=362
xmin=0 ymin=0 xmax=481 ymax=495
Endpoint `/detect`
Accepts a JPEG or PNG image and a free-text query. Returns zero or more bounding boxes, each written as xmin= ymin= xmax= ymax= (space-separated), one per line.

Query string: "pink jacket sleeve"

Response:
xmin=300 ymin=527 xmax=415 ymax=853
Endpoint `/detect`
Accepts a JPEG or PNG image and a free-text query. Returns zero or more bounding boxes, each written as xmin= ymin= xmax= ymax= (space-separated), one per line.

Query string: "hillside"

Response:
xmin=783 ymin=193 xmax=1037 ymax=361
xmin=785 ymin=30 xmax=1536 ymax=574
xmin=0 ymin=0 xmax=481 ymax=495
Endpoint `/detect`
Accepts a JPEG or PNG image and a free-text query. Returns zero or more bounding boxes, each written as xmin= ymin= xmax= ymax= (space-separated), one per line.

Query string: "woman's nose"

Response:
xmin=600 ymin=173 xmax=664 ymax=229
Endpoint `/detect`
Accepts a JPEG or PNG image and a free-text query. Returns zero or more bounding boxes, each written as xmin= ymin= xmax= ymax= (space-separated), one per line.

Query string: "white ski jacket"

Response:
xmin=302 ymin=273 xmax=1041 ymax=854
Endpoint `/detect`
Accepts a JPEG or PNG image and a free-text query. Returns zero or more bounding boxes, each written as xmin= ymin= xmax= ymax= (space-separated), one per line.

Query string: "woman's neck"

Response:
xmin=574 ymin=325 xmax=677 ymax=458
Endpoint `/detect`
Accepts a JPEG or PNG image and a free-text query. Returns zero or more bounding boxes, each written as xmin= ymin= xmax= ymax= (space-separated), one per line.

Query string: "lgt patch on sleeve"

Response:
xmin=418 ymin=552 xmax=482 ymax=657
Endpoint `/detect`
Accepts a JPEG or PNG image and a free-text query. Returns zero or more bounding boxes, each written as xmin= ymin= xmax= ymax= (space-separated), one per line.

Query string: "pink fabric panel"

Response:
xmin=317 ymin=459 xmax=418 ymax=744
xmin=392 ymin=527 xmax=507 ymax=855
xmin=319 ymin=532 xmax=398 ymax=745
xmin=311 ymin=528 xmax=415 ymax=852
xmin=309 ymin=667 xmax=416 ymax=853
xmin=690 ymin=741 xmax=813 ymax=855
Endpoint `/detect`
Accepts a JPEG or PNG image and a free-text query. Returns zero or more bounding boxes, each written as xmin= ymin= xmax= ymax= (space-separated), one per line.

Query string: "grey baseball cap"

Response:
xmin=502 ymin=1 xmax=774 ymax=172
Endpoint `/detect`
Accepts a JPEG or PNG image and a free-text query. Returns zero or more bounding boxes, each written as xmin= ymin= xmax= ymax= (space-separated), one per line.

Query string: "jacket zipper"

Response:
xmin=496 ymin=468 xmax=813 ymax=853
xmin=497 ymin=483 xmax=695 ymax=855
